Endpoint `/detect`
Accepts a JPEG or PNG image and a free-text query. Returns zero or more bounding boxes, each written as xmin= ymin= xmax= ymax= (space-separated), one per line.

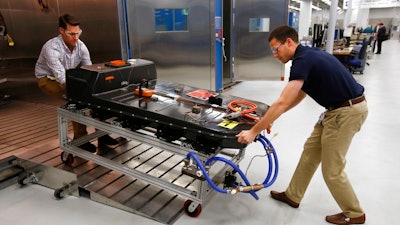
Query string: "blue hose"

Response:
xmin=205 ymin=156 xmax=259 ymax=199
xmin=184 ymin=134 xmax=279 ymax=200
xmin=185 ymin=152 xmax=229 ymax=194
xmin=258 ymin=134 xmax=279 ymax=188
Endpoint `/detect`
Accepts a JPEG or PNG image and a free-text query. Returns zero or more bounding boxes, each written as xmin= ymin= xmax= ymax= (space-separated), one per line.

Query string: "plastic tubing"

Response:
xmin=258 ymin=134 xmax=279 ymax=188
xmin=185 ymin=152 xmax=259 ymax=199
xmin=185 ymin=152 xmax=228 ymax=194
xmin=184 ymin=134 xmax=278 ymax=200
xmin=227 ymin=100 xmax=272 ymax=133
xmin=205 ymin=156 xmax=259 ymax=199
xmin=227 ymin=100 xmax=259 ymax=121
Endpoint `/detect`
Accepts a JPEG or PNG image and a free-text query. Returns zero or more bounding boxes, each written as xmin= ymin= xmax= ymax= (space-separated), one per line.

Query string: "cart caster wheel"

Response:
xmin=17 ymin=171 xmax=41 ymax=186
xmin=61 ymin=152 xmax=74 ymax=166
xmin=54 ymin=188 xmax=66 ymax=199
xmin=183 ymin=200 xmax=202 ymax=217
xmin=17 ymin=171 xmax=29 ymax=186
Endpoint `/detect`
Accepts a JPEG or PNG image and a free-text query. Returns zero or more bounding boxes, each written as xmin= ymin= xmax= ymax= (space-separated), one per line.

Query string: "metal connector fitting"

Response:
xmin=225 ymin=111 xmax=242 ymax=119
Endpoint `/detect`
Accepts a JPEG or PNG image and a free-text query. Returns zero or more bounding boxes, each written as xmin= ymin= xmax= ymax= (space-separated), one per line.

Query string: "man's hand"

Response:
xmin=236 ymin=130 xmax=258 ymax=144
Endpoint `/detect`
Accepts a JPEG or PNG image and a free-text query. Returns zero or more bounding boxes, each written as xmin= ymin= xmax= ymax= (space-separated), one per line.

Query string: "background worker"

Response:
xmin=35 ymin=14 xmax=118 ymax=152
xmin=236 ymin=25 xmax=368 ymax=225
xmin=374 ymin=21 xmax=386 ymax=54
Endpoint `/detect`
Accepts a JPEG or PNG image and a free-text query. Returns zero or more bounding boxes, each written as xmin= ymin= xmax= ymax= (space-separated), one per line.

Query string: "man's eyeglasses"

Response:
xmin=271 ymin=40 xmax=286 ymax=54
xmin=65 ymin=30 xmax=82 ymax=37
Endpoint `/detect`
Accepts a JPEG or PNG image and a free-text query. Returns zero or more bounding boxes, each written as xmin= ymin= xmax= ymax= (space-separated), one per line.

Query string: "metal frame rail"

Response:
xmin=57 ymin=106 xmax=245 ymax=204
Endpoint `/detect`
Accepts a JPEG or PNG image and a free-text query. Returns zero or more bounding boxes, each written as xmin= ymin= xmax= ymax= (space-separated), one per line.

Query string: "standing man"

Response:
xmin=374 ymin=21 xmax=386 ymax=54
xmin=35 ymin=14 xmax=118 ymax=152
xmin=236 ymin=25 xmax=368 ymax=225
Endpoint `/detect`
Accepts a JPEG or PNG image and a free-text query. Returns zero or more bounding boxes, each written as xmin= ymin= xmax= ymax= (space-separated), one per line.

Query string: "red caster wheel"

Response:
xmin=60 ymin=151 xmax=74 ymax=166
xmin=183 ymin=200 xmax=202 ymax=217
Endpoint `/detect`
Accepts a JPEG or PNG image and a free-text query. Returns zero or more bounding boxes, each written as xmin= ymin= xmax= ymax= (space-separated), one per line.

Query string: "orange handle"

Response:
xmin=134 ymin=88 xmax=153 ymax=97
xmin=110 ymin=60 xmax=126 ymax=67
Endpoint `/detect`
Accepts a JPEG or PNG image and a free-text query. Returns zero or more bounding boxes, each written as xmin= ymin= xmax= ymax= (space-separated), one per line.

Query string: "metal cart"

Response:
xmin=58 ymin=105 xmax=246 ymax=218
xmin=55 ymin=60 xmax=269 ymax=222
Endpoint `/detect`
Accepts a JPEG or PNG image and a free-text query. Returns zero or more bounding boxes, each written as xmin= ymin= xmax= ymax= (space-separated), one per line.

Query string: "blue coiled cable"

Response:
xmin=184 ymin=134 xmax=279 ymax=200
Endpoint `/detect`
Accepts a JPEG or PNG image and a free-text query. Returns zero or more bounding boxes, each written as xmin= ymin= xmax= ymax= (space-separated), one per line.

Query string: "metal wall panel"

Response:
xmin=0 ymin=0 xmax=121 ymax=63
xmin=125 ymin=0 xmax=216 ymax=90
xmin=1 ymin=0 xmax=289 ymax=85
xmin=234 ymin=0 xmax=288 ymax=80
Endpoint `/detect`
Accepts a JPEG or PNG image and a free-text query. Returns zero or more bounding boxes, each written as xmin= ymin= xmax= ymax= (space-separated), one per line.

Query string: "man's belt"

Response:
xmin=327 ymin=95 xmax=366 ymax=111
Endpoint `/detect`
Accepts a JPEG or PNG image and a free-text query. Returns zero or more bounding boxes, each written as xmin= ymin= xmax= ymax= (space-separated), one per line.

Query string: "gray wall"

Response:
xmin=1 ymin=0 xmax=289 ymax=90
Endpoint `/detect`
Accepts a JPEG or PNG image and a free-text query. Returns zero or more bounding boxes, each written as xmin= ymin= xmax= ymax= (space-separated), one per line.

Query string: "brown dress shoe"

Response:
xmin=270 ymin=191 xmax=299 ymax=208
xmin=326 ymin=213 xmax=366 ymax=225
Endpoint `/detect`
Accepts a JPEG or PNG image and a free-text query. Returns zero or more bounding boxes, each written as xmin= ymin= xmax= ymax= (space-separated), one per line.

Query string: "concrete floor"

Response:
xmin=1 ymin=40 xmax=399 ymax=225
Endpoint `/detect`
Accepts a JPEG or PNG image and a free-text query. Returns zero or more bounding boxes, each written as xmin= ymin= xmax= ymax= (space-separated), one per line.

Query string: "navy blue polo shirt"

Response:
xmin=289 ymin=45 xmax=364 ymax=108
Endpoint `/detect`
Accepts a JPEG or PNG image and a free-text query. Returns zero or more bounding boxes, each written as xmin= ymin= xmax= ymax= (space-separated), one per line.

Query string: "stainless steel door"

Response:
xmin=124 ymin=0 xmax=216 ymax=90
xmin=234 ymin=0 xmax=288 ymax=81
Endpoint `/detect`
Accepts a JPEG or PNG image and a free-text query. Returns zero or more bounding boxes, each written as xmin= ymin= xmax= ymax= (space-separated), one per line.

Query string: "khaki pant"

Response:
xmin=38 ymin=77 xmax=87 ymax=138
xmin=285 ymin=100 xmax=368 ymax=218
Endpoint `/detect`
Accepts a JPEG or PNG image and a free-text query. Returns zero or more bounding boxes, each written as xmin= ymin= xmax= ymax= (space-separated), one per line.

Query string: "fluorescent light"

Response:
xmin=289 ymin=5 xmax=300 ymax=11
xmin=312 ymin=5 xmax=322 ymax=10
xmin=322 ymin=0 xmax=331 ymax=5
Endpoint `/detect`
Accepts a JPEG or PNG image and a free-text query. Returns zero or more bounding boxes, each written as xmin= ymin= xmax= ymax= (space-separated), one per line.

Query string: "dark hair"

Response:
xmin=268 ymin=25 xmax=299 ymax=43
xmin=58 ymin=14 xmax=80 ymax=29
